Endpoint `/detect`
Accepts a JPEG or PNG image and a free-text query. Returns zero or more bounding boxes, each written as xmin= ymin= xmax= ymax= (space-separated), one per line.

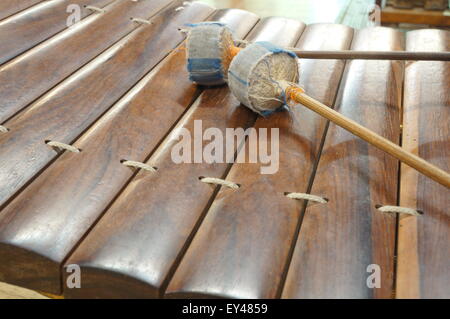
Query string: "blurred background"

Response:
xmin=201 ymin=0 xmax=450 ymax=30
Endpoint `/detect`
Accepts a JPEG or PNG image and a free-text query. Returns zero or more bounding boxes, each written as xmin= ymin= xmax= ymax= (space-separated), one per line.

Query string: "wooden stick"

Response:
xmin=232 ymin=46 xmax=450 ymax=61
xmin=292 ymin=50 xmax=450 ymax=61
xmin=288 ymin=88 xmax=450 ymax=189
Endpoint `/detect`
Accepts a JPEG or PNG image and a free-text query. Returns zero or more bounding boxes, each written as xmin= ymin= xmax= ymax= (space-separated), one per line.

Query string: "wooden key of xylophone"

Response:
xmin=0 ymin=0 xmax=114 ymax=66
xmin=396 ymin=29 xmax=450 ymax=299
xmin=282 ymin=27 xmax=404 ymax=299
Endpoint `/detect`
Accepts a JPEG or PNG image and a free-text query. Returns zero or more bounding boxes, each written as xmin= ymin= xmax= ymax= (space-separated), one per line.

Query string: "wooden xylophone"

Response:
xmin=0 ymin=0 xmax=448 ymax=299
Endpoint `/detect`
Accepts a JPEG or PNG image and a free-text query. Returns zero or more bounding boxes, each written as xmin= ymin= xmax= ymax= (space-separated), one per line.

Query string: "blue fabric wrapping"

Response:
xmin=228 ymin=70 xmax=249 ymax=86
xmin=255 ymin=41 xmax=297 ymax=58
xmin=185 ymin=22 xmax=227 ymax=27
xmin=187 ymin=58 xmax=224 ymax=85
xmin=260 ymin=105 xmax=286 ymax=117
xmin=186 ymin=23 xmax=233 ymax=85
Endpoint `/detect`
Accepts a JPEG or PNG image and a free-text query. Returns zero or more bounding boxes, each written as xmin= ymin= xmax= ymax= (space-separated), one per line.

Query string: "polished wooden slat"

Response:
xmin=0 ymin=0 xmax=114 ymax=65
xmin=165 ymin=23 xmax=352 ymax=299
xmin=0 ymin=1 xmax=215 ymax=294
xmin=239 ymin=15 xmax=305 ymax=47
xmin=0 ymin=0 xmax=43 ymax=21
xmin=396 ymin=30 xmax=450 ymax=299
xmin=282 ymin=27 xmax=404 ymax=299
xmin=63 ymin=16 xmax=302 ymax=299
xmin=0 ymin=0 xmax=171 ymax=123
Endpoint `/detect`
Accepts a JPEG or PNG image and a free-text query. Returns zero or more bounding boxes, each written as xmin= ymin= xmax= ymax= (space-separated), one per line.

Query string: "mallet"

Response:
xmin=185 ymin=23 xmax=450 ymax=188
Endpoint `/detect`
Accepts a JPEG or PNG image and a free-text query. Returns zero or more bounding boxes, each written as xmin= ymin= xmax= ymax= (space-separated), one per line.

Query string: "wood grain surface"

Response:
xmin=63 ymin=16 xmax=305 ymax=299
xmin=0 ymin=0 xmax=171 ymax=123
xmin=62 ymin=8 xmax=259 ymax=299
xmin=0 ymin=0 xmax=214 ymax=294
xmin=0 ymin=0 xmax=114 ymax=65
xmin=282 ymin=27 xmax=404 ymax=299
xmin=0 ymin=0 xmax=210 ymax=209
xmin=396 ymin=29 xmax=450 ymax=299
xmin=165 ymin=23 xmax=353 ymax=299
xmin=0 ymin=0 xmax=43 ymax=21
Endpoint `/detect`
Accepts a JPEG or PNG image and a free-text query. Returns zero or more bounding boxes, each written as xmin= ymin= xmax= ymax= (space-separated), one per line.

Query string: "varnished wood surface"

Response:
xmin=0 ymin=0 xmax=171 ymax=123
xmin=63 ymin=17 xmax=304 ymax=299
xmin=0 ymin=1 xmax=215 ymax=294
xmin=282 ymin=27 xmax=404 ymax=299
xmin=165 ymin=23 xmax=353 ymax=299
xmin=0 ymin=0 xmax=43 ymax=21
xmin=62 ymin=16 xmax=301 ymax=299
xmin=0 ymin=0 xmax=114 ymax=66
xmin=396 ymin=29 xmax=449 ymax=299
xmin=0 ymin=0 xmax=205 ymax=210
xmin=0 ymin=1 xmax=447 ymax=300
xmin=61 ymin=8 xmax=259 ymax=299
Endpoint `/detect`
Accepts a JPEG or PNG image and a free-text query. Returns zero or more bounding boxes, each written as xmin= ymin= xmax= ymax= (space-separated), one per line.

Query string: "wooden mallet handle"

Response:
xmin=292 ymin=50 xmax=450 ymax=61
xmin=287 ymin=88 xmax=450 ymax=189
xmin=231 ymin=46 xmax=450 ymax=61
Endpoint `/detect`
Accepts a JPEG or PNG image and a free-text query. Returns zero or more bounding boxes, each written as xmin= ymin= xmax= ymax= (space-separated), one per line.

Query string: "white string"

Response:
xmin=84 ymin=5 xmax=105 ymax=13
xmin=285 ymin=192 xmax=328 ymax=204
xmin=175 ymin=6 xmax=185 ymax=11
xmin=234 ymin=39 xmax=249 ymax=46
xmin=121 ymin=160 xmax=157 ymax=172
xmin=248 ymin=94 xmax=285 ymax=104
xmin=199 ymin=177 xmax=240 ymax=190
xmin=377 ymin=205 xmax=422 ymax=216
xmin=0 ymin=125 xmax=9 ymax=133
xmin=130 ymin=17 xmax=152 ymax=25
xmin=46 ymin=141 xmax=81 ymax=153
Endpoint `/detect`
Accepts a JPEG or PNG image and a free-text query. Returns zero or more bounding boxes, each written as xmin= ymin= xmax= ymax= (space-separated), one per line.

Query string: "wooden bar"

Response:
xmin=0 ymin=0 xmax=171 ymax=123
xmin=164 ymin=23 xmax=352 ymax=299
xmin=0 ymin=1 xmax=215 ymax=294
xmin=63 ymin=16 xmax=303 ymax=299
xmin=282 ymin=27 xmax=404 ymax=299
xmin=0 ymin=0 xmax=43 ymax=21
xmin=396 ymin=29 xmax=450 ymax=299
xmin=0 ymin=0 xmax=114 ymax=65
